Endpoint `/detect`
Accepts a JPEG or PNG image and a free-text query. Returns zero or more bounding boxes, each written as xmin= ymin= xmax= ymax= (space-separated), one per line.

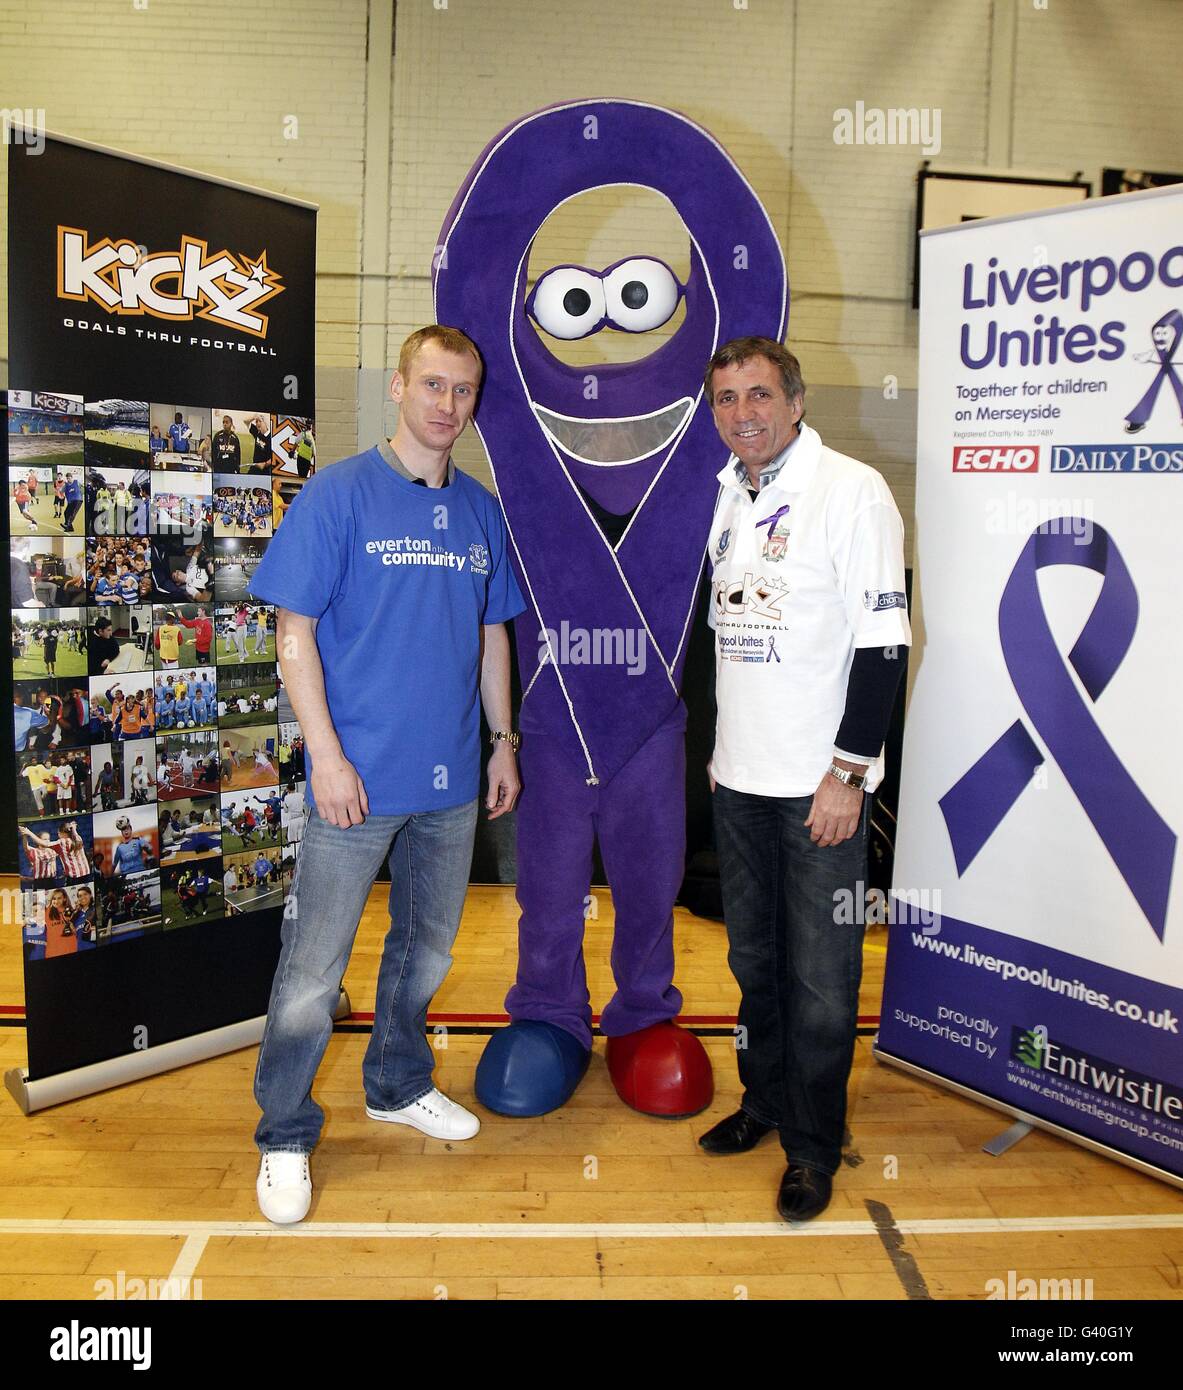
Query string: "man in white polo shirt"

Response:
xmin=697 ymin=337 xmax=911 ymax=1222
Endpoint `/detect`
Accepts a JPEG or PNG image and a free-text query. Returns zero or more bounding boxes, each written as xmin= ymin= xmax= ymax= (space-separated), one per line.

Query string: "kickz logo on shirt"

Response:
xmin=714 ymin=571 xmax=789 ymax=622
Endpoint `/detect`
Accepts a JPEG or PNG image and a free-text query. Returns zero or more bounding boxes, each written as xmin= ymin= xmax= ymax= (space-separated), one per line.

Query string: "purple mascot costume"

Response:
xmin=435 ymin=100 xmax=786 ymax=1116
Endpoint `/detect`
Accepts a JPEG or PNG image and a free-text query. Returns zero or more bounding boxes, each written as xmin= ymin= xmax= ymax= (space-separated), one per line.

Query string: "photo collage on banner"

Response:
xmin=10 ymin=388 xmax=314 ymax=960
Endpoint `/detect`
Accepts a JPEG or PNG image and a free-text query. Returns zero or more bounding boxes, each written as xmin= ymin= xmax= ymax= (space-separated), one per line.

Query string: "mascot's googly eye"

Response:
xmin=528 ymin=266 xmax=606 ymax=340
xmin=602 ymin=258 xmax=681 ymax=333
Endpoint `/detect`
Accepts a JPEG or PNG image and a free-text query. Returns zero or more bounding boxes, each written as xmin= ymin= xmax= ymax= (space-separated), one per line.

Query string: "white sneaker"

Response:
xmin=256 ymin=1151 xmax=312 ymax=1224
xmin=366 ymin=1087 xmax=480 ymax=1141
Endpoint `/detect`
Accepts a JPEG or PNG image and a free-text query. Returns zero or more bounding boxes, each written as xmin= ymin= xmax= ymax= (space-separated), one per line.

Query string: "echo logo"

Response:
xmin=952 ymin=445 xmax=1040 ymax=473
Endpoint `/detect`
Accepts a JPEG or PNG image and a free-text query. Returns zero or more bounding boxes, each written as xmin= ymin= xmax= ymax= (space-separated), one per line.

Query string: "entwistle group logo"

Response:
xmin=1012 ymin=1026 xmax=1183 ymax=1119
xmin=57 ymin=227 xmax=285 ymax=338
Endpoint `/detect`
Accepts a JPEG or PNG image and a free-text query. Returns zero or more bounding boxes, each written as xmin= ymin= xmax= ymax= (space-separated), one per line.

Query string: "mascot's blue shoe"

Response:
xmin=475 ymin=1020 xmax=591 ymax=1117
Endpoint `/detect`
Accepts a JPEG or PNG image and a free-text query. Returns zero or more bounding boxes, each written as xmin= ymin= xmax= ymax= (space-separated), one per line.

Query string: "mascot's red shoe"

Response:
xmin=605 ymin=1021 xmax=714 ymax=1118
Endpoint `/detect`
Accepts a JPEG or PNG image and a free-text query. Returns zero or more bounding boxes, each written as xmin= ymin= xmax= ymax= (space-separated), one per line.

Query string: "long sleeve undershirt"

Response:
xmin=834 ymin=645 xmax=905 ymax=762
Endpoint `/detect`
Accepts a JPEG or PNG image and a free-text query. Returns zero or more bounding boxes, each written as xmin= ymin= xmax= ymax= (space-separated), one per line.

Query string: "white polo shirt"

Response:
xmin=707 ymin=422 xmax=910 ymax=798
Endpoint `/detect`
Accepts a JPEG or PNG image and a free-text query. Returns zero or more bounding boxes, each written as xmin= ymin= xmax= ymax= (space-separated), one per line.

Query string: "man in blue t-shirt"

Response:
xmin=13 ymin=692 xmax=50 ymax=751
xmin=111 ymin=818 xmax=153 ymax=875
xmin=249 ymin=325 xmax=525 ymax=1225
xmin=61 ymin=473 xmax=83 ymax=533
xmin=168 ymin=413 xmax=192 ymax=454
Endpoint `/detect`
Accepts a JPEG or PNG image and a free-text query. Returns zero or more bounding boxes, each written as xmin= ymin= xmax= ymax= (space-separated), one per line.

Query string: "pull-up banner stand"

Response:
xmin=877 ymin=184 xmax=1183 ymax=1187
xmin=5 ymin=132 xmax=322 ymax=1112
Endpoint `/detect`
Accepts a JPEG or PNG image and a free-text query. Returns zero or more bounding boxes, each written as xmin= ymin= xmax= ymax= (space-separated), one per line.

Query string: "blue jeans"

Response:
xmin=253 ymin=799 xmax=478 ymax=1153
xmin=712 ymin=782 xmax=869 ymax=1176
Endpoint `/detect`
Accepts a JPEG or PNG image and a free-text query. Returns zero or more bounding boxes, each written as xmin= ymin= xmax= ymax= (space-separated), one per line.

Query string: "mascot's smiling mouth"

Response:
xmin=532 ymin=397 xmax=694 ymax=466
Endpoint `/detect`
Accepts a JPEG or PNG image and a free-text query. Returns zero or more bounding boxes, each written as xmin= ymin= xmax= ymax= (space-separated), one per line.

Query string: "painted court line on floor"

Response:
xmin=0 ymin=1214 xmax=1180 ymax=1240
xmin=167 ymin=1232 xmax=209 ymax=1283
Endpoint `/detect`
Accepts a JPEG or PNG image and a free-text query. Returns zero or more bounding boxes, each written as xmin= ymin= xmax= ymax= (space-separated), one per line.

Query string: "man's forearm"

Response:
xmin=275 ymin=609 xmax=343 ymax=763
xmin=479 ymin=623 xmax=513 ymax=731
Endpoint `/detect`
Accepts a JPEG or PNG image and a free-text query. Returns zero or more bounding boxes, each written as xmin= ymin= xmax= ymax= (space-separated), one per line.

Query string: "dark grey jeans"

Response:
xmin=713 ymin=781 xmax=869 ymax=1175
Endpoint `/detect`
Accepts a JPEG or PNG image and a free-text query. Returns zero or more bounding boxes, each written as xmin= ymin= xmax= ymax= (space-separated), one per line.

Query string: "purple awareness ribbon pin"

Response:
xmin=938 ymin=521 xmax=1175 ymax=939
xmin=755 ymin=504 xmax=790 ymax=541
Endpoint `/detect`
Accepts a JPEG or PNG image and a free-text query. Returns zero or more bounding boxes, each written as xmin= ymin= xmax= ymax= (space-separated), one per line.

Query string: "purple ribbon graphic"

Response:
xmin=939 ymin=521 xmax=1175 ymax=939
xmin=1125 ymin=308 xmax=1183 ymax=430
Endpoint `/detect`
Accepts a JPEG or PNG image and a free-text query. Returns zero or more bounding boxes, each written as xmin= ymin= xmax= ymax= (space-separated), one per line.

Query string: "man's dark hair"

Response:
xmin=94 ymin=617 xmax=112 ymax=633
xmin=704 ymin=336 xmax=806 ymax=410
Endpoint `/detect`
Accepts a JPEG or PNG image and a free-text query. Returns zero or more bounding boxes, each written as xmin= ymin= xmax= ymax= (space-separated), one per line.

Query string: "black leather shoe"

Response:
xmin=777 ymin=1165 xmax=832 ymax=1221
xmin=698 ymin=1110 xmax=774 ymax=1155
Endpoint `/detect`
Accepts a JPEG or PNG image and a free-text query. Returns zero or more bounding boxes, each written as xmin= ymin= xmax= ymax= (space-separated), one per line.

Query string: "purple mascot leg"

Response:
xmin=505 ymin=730 xmax=597 ymax=1049
xmin=596 ymin=707 xmax=686 ymax=1037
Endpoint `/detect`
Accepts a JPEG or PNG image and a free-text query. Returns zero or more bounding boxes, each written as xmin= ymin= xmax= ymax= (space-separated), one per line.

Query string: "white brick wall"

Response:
xmin=2 ymin=0 xmax=1181 ymax=512
xmin=0 ymin=0 xmax=368 ymax=463
xmin=1012 ymin=0 xmax=1183 ymax=180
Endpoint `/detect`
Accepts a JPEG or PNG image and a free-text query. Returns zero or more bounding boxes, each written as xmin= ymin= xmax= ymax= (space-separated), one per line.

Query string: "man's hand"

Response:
xmin=486 ymin=743 xmax=520 ymax=820
xmin=312 ymin=753 xmax=369 ymax=828
xmin=804 ymin=769 xmax=863 ymax=847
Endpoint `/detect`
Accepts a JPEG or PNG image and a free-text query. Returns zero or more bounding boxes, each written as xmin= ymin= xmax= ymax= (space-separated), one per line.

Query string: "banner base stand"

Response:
xmin=5 ymin=989 xmax=351 ymax=1115
xmin=981 ymin=1119 xmax=1033 ymax=1157
xmin=873 ymin=1040 xmax=1183 ymax=1191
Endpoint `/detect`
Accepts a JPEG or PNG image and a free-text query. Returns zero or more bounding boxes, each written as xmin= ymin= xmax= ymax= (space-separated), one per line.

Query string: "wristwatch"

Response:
xmin=490 ymin=730 xmax=521 ymax=752
xmin=828 ymin=762 xmax=867 ymax=791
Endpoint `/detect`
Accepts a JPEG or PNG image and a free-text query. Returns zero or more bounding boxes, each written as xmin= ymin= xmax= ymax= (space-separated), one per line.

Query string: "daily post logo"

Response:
xmin=56 ymin=226 xmax=285 ymax=338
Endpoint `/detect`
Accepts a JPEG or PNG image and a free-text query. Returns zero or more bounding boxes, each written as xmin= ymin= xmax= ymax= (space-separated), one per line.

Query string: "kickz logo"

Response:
xmin=714 ymin=572 xmax=789 ymax=622
xmin=57 ymin=226 xmax=285 ymax=338
xmin=952 ymin=445 xmax=1039 ymax=473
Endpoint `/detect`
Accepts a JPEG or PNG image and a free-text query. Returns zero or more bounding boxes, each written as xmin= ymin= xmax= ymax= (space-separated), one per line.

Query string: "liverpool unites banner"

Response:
xmin=878 ymin=185 xmax=1183 ymax=1183
xmin=7 ymin=134 xmax=316 ymax=1087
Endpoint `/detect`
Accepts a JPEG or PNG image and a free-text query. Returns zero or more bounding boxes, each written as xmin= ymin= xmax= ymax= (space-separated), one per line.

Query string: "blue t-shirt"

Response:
xmin=112 ymin=837 xmax=150 ymax=874
xmin=14 ymin=705 xmax=49 ymax=751
xmin=249 ymin=447 xmax=525 ymax=815
xmin=168 ymin=422 xmax=190 ymax=453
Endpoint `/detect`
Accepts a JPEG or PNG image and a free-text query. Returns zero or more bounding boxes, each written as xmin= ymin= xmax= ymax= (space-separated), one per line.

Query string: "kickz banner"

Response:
xmin=6 ymin=134 xmax=316 ymax=1085
xmin=878 ymin=185 xmax=1183 ymax=1182
xmin=9 ymin=135 xmax=315 ymax=411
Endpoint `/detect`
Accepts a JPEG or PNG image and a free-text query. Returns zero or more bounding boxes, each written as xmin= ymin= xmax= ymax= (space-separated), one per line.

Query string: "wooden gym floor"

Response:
xmin=1 ymin=878 xmax=1181 ymax=1301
